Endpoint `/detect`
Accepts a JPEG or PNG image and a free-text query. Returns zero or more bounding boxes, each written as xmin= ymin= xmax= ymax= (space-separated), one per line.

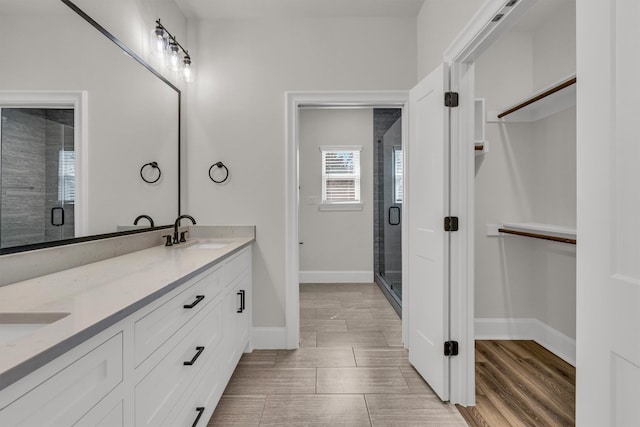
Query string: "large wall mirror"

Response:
xmin=0 ymin=0 xmax=180 ymax=253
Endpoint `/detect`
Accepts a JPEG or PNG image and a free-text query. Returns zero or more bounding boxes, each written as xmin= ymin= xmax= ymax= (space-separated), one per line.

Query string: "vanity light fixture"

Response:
xmin=151 ymin=19 xmax=194 ymax=82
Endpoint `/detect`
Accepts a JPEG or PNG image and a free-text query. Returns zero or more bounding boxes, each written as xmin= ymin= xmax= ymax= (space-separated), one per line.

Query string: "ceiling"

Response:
xmin=510 ymin=0 xmax=574 ymax=32
xmin=175 ymin=0 xmax=426 ymax=19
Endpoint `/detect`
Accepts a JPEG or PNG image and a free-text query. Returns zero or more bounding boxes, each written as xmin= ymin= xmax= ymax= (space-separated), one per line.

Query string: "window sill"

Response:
xmin=319 ymin=203 xmax=363 ymax=212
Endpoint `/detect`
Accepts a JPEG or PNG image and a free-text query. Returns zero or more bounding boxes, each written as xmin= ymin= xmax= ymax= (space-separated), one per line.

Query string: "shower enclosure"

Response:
xmin=0 ymin=108 xmax=75 ymax=249
xmin=374 ymin=108 xmax=402 ymax=314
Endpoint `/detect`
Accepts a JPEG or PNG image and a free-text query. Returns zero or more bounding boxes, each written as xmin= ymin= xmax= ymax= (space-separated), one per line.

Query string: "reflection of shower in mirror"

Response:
xmin=0 ymin=106 xmax=76 ymax=249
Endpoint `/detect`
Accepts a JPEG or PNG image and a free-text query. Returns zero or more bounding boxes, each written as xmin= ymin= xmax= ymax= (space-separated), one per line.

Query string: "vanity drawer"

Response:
xmin=220 ymin=248 xmax=250 ymax=288
xmin=135 ymin=301 xmax=223 ymax=427
xmin=134 ymin=267 xmax=222 ymax=366
xmin=162 ymin=352 xmax=223 ymax=427
xmin=0 ymin=333 xmax=123 ymax=427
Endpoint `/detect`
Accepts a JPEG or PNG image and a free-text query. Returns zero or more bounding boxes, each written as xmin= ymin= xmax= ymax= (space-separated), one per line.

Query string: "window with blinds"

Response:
xmin=320 ymin=146 xmax=361 ymax=204
xmin=394 ymin=146 xmax=403 ymax=203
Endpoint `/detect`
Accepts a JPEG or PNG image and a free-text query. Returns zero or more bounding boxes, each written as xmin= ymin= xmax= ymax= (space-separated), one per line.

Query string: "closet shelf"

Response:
xmin=487 ymin=75 xmax=576 ymax=123
xmin=499 ymin=222 xmax=576 ymax=244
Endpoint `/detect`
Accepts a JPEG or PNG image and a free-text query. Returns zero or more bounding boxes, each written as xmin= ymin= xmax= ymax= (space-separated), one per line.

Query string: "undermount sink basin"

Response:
xmin=187 ymin=241 xmax=230 ymax=250
xmin=0 ymin=312 xmax=70 ymax=345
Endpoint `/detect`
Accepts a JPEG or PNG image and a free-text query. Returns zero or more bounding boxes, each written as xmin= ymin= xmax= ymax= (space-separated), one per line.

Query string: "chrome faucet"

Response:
xmin=173 ymin=214 xmax=196 ymax=244
xmin=134 ymin=214 xmax=154 ymax=228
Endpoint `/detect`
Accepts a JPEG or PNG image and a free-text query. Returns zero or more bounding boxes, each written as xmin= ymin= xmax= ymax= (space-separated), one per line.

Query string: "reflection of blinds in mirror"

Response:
xmin=394 ymin=146 xmax=403 ymax=203
xmin=320 ymin=147 xmax=361 ymax=203
xmin=58 ymin=150 xmax=75 ymax=203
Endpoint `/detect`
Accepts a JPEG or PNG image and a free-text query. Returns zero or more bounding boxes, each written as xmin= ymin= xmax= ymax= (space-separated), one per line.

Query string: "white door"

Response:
xmin=407 ymin=63 xmax=450 ymax=401
xmin=578 ymin=2 xmax=640 ymax=426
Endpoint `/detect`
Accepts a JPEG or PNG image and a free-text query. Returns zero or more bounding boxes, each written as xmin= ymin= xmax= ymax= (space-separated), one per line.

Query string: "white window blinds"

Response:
xmin=320 ymin=146 xmax=361 ymax=204
xmin=394 ymin=146 xmax=403 ymax=203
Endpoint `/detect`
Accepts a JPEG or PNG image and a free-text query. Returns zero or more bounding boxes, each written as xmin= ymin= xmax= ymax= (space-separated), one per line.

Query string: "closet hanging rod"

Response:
xmin=498 ymin=228 xmax=576 ymax=245
xmin=497 ymin=77 xmax=577 ymax=119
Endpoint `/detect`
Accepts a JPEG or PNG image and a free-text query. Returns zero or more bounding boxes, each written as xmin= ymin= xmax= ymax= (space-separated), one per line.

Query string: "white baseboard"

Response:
xmin=475 ymin=318 xmax=576 ymax=366
xmin=251 ymin=327 xmax=287 ymax=349
xmin=299 ymin=270 xmax=373 ymax=283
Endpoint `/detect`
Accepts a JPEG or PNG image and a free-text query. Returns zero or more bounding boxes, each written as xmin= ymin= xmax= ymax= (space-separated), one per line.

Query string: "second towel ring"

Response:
xmin=140 ymin=161 xmax=161 ymax=184
xmin=209 ymin=161 xmax=229 ymax=183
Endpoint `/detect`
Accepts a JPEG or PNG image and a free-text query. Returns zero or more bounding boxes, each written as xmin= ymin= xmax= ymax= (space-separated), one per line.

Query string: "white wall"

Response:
xmin=298 ymin=109 xmax=373 ymax=280
xmin=186 ymin=17 xmax=417 ymax=327
xmin=474 ymin=5 xmax=576 ymax=341
xmin=416 ymin=0 xmax=485 ymax=80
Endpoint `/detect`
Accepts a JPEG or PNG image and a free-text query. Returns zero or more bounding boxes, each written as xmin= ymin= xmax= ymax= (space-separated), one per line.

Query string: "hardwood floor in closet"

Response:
xmin=207 ymin=282 xmax=467 ymax=426
xmin=456 ymin=340 xmax=576 ymax=427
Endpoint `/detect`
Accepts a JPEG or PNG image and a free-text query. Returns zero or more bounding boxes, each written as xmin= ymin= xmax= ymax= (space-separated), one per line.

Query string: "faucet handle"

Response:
xmin=180 ymin=230 xmax=189 ymax=243
xmin=162 ymin=234 xmax=173 ymax=246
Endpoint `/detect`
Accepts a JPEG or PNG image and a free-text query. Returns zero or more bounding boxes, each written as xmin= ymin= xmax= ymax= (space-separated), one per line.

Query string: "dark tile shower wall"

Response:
xmin=1 ymin=109 xmax=47 ymax=248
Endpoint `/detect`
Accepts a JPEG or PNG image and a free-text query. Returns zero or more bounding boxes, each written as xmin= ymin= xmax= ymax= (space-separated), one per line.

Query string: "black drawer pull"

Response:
xmin=184 ymin=346 xmax=205 ymax=366
xmin=237 ymin=290 xmax=245 ymax=313
xmin=192 ymin=407 xmax=205 ymax=427
xmin=183 ymin=295 xmax=205 ymax=309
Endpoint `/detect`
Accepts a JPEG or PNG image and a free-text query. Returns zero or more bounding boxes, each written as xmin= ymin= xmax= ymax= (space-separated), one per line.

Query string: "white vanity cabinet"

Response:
xmin=0 ymin=245 xmax=252 ymax=427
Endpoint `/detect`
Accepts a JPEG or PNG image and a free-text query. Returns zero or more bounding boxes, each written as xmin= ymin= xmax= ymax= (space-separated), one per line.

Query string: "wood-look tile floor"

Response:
xmin=456 ymin=340 xmax=576 ymax=427
xmin=208 ymin=282 xmax=467 ymax=426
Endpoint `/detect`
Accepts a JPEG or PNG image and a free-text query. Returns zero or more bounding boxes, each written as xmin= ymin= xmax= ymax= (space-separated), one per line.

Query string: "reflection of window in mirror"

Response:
xmin=393 ymin=146 xmax=403 ymax=204
xmin=58 ymin=150 xmax=75 ymax=204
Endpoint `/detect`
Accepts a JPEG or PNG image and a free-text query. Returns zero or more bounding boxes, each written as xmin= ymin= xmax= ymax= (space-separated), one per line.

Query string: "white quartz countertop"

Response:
xmin=0 ymin=235 xmax=254 ymax=391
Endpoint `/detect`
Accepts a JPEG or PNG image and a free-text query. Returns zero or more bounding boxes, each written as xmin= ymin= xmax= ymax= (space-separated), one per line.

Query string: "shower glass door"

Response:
xmin=374 ymin=110 xmax=402 ymax=308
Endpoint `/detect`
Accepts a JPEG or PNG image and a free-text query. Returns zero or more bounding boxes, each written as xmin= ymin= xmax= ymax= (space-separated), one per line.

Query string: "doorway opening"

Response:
xmin=284 ymin=92 xmax=409 ymax=351
xmin=444 ymin=0 xmax=577 ymax=416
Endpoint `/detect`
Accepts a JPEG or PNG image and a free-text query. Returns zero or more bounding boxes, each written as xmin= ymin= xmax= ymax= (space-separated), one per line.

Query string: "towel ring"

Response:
xmin=209 ymin=161 xmax=229 ymax=183
xmin=140 ymin=161 xmax=161 ymax=184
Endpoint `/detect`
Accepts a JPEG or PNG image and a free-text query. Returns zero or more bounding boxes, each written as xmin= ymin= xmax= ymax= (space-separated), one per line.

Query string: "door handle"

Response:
xmin=388 ymin=206 xmax=401 ymax=226
xmin=192 ymin=407 xmax=205 ymax=427
xmin=51 ymin=207 xmax=65 ymax=226
xmin=183 ymin=295 xmax=205 ymax=309
xmin=183 ymin=346 xmax=205 ymax=366
xmin=237 ymin=290 xmax=245 ymax=313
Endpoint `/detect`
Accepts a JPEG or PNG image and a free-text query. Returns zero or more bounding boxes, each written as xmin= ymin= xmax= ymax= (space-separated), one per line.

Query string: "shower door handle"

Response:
xmin=388 ymin=206 xmax=400 ymax=226
xmin=51 ymin=207 xmax=65 ymax=226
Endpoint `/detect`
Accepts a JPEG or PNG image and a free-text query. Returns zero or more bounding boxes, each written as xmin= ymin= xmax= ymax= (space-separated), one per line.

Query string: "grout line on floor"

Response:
xmin=363 ymin=393 xmax=374 ymax=426
xmin=256 ymin=394 xmax=268 ymax=426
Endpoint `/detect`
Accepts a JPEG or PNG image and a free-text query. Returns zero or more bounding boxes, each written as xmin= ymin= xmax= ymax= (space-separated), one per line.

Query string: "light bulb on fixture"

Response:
xmin=166 ymin=40 xmax=180 ymax=71
xmin=152 ymin=22 xmax=166 ymax=57
xmin=182 ymin=54 xmax=194 ymax=83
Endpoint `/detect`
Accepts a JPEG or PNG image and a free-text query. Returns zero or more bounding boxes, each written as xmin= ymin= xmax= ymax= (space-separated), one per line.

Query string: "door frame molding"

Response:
xmin=284 ymin=91 xmax=409 ymax=350
xmin=442 ymin=0 xmax=536 ymax=405
xmin=0 ymin=90 xmax=88 ymax=237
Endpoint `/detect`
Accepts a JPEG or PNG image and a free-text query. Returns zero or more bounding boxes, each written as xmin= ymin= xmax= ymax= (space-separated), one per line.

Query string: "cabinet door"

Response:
xmin=235 ymin=273 xmax=251 ymax=352
xmin=0 ymin=333 xmax=123 ymax=427
xmin=220 ymin=273 xmax=252 ymax=382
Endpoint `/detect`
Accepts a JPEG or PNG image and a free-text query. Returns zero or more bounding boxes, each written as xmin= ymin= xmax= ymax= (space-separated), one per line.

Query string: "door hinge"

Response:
xmin=444 ymin=216 xmax=459 ymax=232
xmin=444 ymin=92 xmax=459 ymax=107
xmin=444 ymin=341 xmax=459 ymax=356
